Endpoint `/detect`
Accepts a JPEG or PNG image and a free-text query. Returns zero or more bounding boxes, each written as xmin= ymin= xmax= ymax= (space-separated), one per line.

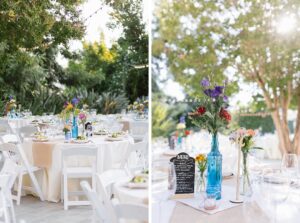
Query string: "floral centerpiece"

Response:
xmin=78 ymin=112 xmax=87 ymax=137
xmin=61 ymin=102 xmax=73 ymax=122
xmin=63 ymin=124 xmax=71 ymax=141
xmin=229 ymin=128 xmax=262 ymax=196
xmin=60 ymin=97 xmax=80 ymax=138
xmin=189 ymin=78 xmax=231 ymax=200
xmin=5 ymin=96 xmax=17 ymax=117
xmin=195 ymin=154 xmax=207 ymax=193
xmin=128 ymin=98 xmax=148 ymax=118
xmin=174 ymin=116 xmax=191 ymax=149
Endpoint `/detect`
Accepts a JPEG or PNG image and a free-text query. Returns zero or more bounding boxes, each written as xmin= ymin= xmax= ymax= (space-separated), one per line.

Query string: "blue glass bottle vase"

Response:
xmin=72 ymin=116 xmax=78 ymax=139
xmin=206 ymin=133 xmax=222 ymax=200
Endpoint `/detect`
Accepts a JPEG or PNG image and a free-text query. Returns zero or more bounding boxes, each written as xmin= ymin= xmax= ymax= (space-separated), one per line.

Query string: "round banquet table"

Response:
xmin=113 ymin=180 xmax=148 ymax=205
xmin=22 ymin=135 xmax=134 ymax=202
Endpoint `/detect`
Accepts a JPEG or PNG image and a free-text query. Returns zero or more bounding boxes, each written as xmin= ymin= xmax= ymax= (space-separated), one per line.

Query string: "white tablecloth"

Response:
xmin=114 ymin=180 xmax=148 ymax=205
xmin=23 ymin=135 xmax=133 ymax=202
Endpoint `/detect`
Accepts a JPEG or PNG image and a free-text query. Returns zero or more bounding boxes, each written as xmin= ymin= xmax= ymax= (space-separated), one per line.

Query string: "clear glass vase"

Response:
xmin=195 ymin=171 xmax=206 ymax=197
xmin=240 ymin=152 xmax=252 ymax=197
xmin=206 ymin=133 xmax=222 ymax=200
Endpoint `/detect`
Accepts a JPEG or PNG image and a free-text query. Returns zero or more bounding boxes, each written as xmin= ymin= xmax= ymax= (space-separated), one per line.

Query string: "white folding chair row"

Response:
xmin=81 ymin=175 xmax=148 ymax=223
xmin=0 ymin=159 xmax=20 ymax=223
xmin=61 ymin=146 xmax=98 ymax=210
xmin=0 ymin=140 xmax=44 ymax=205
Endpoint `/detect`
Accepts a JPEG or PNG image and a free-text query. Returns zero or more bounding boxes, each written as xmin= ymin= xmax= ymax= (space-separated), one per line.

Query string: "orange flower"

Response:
xmin=247 ymin=129 xmax=255 ymax=136
xmin=66 ymin=103 xmax=73 ymax=111
xmin=195 ymin=154 xmax=206 ymax=163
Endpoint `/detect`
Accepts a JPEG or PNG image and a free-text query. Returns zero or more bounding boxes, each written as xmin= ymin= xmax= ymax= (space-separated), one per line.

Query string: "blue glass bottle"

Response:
xmin=72 ymin=115 xmax=78 ymax=139
xmin=206 ymin=133 xmax=222 ymax=200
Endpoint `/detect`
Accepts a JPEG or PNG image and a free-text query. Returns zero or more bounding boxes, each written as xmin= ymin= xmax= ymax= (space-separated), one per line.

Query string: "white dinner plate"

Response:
xmin=126 ymin=182 xmax=148 ymax=189
xmin=105 ymin=137 xmax=124 ymax=141
xmin=94 ymin=131 xmax=108 ymax=135
xmin=71 ymin=139 xmax=89 ymax=144
xmin=33 ymin=138 xmax=49 ymax=142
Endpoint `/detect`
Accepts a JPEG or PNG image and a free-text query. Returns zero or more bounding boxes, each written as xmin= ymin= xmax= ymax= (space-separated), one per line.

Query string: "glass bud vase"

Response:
xmin=65 ymin=131 xmax=71 ymax=142
xmin=206 ymin=133 xmax=222 ymax=200
xmin=195 ymin=171 xmax=206 ymax=197
xmin=240 ymin=152 xmax=252 ymax=197
xmin=72 ymin=116 xmax=78 ymax=139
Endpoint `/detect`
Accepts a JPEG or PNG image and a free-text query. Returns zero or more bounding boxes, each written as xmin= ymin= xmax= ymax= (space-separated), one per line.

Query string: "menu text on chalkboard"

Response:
xmin=170 ymin=152 xmax=195 ymax=194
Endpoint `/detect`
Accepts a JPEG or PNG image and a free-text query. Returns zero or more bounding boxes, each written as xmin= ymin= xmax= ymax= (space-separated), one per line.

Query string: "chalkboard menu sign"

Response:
xmin=170 ymin=152 xmax=195 ymax=194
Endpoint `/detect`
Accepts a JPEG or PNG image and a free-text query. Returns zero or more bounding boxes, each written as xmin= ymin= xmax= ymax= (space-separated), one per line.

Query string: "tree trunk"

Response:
xmin=293 ymin=96 xmax=300 ymax=155
xmin=271 ymin=110 xmax=292 ymax=155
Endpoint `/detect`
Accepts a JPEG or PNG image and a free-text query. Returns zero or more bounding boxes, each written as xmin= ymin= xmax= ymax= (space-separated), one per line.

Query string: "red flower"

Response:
xmin=185 ymin=130 xmax=190 ymax=136
xmin=219 ymin=108 xmax=231 ymax=122
xmin=196 ymin=106 xmax=206 ymax=115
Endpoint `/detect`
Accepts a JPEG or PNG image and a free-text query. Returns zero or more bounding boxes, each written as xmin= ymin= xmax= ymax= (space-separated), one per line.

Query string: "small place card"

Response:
xmin=170 ymin=152 xmax=195 ymax=195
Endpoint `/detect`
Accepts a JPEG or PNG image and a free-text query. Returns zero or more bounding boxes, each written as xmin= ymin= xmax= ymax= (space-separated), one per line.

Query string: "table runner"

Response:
xmin=32 ymin=142 xmax=56 ymax=168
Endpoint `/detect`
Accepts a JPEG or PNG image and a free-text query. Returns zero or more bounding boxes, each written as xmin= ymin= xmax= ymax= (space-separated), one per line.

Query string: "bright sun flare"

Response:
xmin=275 ymin=15 xmax=296 ymax=34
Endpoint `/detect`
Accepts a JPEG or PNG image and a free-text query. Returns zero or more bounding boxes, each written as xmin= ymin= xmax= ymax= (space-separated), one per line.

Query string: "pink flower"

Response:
xmin=79 ymin=113 xmax=86 ymax=120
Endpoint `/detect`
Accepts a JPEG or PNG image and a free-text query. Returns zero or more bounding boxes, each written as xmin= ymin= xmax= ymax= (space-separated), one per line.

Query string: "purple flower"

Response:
xmin=201 ymin=78 xmax=210 ymax=87
xmin=204 ymin=86 xmax=224 ymax=98
xmin=71 ymin=97 xmax=79 ymax=106
xmin=9 ymin=95 xmax=13 ymax=100
xmin=179 ymin=115 xmax=186 ymax=124
xmin=214 ymin=86 xmax=224 ymax=94
xmin=204 ymin=89 xmax=213 ymax=97
xmin=64 ymin=101 xmax=69 ymax=107
xmin=223 ymin=95 xmax=228 ymax=102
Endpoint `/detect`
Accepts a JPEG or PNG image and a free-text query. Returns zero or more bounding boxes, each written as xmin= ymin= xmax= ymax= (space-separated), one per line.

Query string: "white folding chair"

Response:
xmin=0 ymin=174 xmax=12 ymax=223
xmin=112 ymin=198 xmax=148 ymax=222
xmin=0 ymin=159 xmax=19 ymax=223
xmin=18 ymin=125 xmax=37 ymax=143
xmin=0 ymin=120 xmax=14 ymax=137
xmin=96 ymin=174 xmax=148 ymax=223
xmin=80 ymin=181 xmax=109 ymax=223
xmin=0 ymin=141 xmax=44 ymax=205
xmin=129 ymin=121 xmax=148 ymax=142
xmin=122 ymin=140 xmax=148 ymax=175
xmin=61 ymin=146 xmax=97 ymax=210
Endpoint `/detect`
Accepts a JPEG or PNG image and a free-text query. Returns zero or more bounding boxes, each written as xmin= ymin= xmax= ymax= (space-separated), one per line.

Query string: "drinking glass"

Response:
xmin=260 ymin=170 xmax=290 ymax=223
xmin=152 ymin=161 xmax=176 ymax=223
xmin=281 ymin=153 xmax=299 ymax=178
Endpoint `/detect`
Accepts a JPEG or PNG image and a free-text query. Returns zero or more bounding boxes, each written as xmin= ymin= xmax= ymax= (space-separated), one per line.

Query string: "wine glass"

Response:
xmin=152 ymin=160 xmax=176 ymax=223
xmin=260 ymin=170 xmax=290 ymax=223
xmin=281 ymin=153 xmax=299 ymax=178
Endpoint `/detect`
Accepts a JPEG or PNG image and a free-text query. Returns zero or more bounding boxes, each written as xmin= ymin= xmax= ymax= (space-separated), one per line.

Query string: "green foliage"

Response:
xmin=0 ymin=0 xmax=147 ymax=115
xmin=152 ymin=92 xmax=188 ymax=138
xmin=103 ymin=0 xmax=148 ymax=102
xmin=238 ymin=115 xmax=275 ymax=134
xmin=97 ymin=92 xmax=129 ymax=114
xmin=153 ymin=0 xmax=238 ymax=97
xmin=0 ymin=0 xmax=84 ymax=51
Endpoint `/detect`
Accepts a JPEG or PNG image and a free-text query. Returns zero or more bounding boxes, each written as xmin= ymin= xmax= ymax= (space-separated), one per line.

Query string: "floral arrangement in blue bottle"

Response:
xmin=189 ymin=78 xmax=231 ymax=200
xmin=61 ymin=98 xmax=80 ymax=139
